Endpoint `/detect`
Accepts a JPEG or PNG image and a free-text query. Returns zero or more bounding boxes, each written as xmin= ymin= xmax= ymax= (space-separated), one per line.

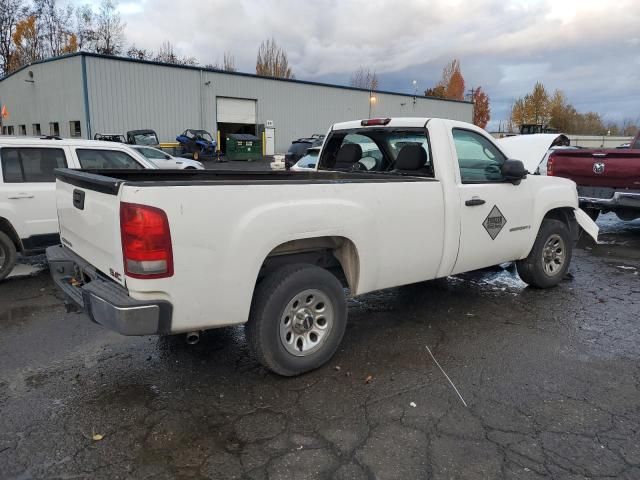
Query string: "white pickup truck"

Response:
xmin=46 ymin=118 xmax=598 ymax=376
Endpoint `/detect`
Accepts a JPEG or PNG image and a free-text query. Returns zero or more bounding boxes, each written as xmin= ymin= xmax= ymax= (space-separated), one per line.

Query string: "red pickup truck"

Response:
xmin=547 ymin=131 xmax=640 ymax=221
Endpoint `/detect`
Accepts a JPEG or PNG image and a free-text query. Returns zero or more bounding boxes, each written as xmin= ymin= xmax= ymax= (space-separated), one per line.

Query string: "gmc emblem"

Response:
xmin=593 ymin=162 xmax=605 ymax=174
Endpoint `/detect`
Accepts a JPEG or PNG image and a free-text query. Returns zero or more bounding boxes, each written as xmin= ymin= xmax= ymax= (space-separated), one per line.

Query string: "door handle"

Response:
xmin=8 ymin=193 xmax=35 ymax=199
xmin=465 ymin=197 xmax=486 ymax=206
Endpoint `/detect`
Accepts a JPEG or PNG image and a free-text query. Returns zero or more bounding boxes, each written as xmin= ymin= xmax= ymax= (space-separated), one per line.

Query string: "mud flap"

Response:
xmin=574 ymin=208 xmax=599 ymax=243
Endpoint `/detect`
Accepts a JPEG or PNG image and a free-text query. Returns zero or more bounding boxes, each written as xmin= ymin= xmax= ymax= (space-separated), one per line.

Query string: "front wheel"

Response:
xmin=516 ymin=219 xmax=572 ymax=289
xmin=0 ymin=231 xmax=18 ymax=281
xmin=246 ymin=264 xmax=347 ymax=376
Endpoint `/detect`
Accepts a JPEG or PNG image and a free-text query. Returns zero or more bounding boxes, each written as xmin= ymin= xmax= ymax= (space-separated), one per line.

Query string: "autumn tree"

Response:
xmin=94 ymin=0 xmax=125 ymax=55
xmin=350 ymin=66 xmax=378 ymax=90
xmin=509 ymin=82 xmax=551 ymax=128
xmin=472 ymin=86 xmax=490 ymax=129
xmin=256 ymin=38 xmax=293 ymax=79
xmin=424 ymin=59 xmax=465 ymax=101
xmin=11 ymin=15 xmax=42 ymax=69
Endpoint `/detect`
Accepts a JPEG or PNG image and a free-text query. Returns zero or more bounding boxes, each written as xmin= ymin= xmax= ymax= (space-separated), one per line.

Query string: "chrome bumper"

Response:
xmin=579 ymin=190 xmax=640 ymax=209
xmin=46 ymin=245 xmax=172 ymax=335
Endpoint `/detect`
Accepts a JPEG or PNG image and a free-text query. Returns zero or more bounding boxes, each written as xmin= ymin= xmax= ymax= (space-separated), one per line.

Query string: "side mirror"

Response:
xmin=501 ymin=159 xmax=527 ymax=184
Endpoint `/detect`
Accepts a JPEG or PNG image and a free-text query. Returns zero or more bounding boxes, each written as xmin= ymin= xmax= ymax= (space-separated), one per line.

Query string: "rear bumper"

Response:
xmin=46 ymin=245 xmax=172 ymax=335
xmin=579 ymin=189 xmax=640 ymax=210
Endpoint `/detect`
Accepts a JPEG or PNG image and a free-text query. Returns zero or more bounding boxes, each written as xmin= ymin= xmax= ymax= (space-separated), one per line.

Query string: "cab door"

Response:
xmin=0 ymin=146 xmax=68 ymax=248
xmin=450 ymin=128 xmax=535 ymax=274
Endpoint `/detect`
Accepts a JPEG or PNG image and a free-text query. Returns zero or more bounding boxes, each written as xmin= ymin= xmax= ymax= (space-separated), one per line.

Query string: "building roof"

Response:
xmin=0 ymin=52 xmax=472 ymax=105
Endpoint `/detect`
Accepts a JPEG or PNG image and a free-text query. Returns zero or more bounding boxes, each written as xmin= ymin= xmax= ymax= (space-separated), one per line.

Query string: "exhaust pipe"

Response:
xmin=186 ymin=331 xmax=200 ymax=345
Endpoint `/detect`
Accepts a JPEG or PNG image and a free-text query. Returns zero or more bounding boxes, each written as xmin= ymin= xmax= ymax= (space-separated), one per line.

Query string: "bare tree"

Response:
xmin=74 ymin=4 xmax=94 ymax=51
xmin=154 ymin=40 xmax=196 ymax=65
xmin=0 ymin=0 xmax=26 ymax=75
xmin=94 ymin=0 xmax=124 ymax=55
xmin=127 ymin=44 xmax=152 ymax=60
xmin=350 ymin=66 xmax=378 ymax=90
xmin=34 ymin=0 xmax=75 ymax=57
xmin=255 ymin=38 xmax=293 ymax=78
xmin=212 ymin=51 xmax=236 ymax=72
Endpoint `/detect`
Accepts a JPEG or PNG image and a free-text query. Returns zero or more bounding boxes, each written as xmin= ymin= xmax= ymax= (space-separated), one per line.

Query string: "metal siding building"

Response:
xmin=1 ymin=53 xmax=473 ymax=153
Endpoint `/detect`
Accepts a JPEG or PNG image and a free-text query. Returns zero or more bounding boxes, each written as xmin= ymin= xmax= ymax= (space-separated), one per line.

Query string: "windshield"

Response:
xmin=138 ymin=147 xmax=171 ymax=160
xmin=297 ymin=150 xmax=319 ymax=168
xmin=131 ymin=132 xmax=159 ymax=145
xmin=188 ymin=130 xmax=213 ymax=142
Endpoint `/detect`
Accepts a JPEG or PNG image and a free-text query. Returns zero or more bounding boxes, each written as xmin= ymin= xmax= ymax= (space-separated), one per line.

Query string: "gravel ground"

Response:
xmin=0 ymin=214 xmax=639 ymax=479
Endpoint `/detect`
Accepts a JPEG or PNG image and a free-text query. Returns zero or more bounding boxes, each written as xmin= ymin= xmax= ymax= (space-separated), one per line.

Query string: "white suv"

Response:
xmin=0 ymin=137 xmax=156 ymax=280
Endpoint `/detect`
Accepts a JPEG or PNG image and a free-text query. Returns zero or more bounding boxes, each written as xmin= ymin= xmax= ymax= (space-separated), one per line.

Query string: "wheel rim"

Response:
xmin=542 ymin=233 xmax=565 ymax=276
xmin=279 ymin=288 xmax=334 ymax=357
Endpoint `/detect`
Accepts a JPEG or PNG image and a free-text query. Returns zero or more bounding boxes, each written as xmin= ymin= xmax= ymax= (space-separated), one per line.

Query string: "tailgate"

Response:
xmin=55 ymin=171 xmax=125 ymax=286
xmin=551 ymin=150 xmax=640 ymax=189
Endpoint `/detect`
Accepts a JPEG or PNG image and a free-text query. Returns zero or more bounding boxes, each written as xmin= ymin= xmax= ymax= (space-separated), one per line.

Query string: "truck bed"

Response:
xmin=55 ymin=168 xmax=432 ymax=194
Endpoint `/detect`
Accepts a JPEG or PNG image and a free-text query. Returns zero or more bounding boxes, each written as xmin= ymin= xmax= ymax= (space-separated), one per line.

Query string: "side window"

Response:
xmin=0 ymin=148 xmax=67 ymax=182
xmin=76 ymin=149 xmax=143 ymax=170
xmin=140 ymin=147 xmax=168 ymax=160
xmin=452 ymin=129 xmax=506 ymax=183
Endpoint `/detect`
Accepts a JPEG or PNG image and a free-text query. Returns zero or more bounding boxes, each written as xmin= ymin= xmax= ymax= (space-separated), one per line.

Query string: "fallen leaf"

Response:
xmin=409 ymin=402 xmax=417 ymax=408
xmin=334 ymin=366 xmax=341 ymax=371
xmin=92 ymin=434 xmax=104 ymax=441
xmin=365 ymin=375 xmax=373 ymax=384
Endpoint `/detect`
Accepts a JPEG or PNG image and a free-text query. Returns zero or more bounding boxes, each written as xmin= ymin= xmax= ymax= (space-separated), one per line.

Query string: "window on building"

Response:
xmin=7 ymin=126 xmax=14 ymax=135
xmin=0 ymin=148 xmax=67 ymax=183
xmin=32 ymin=124 xmax=41 ymax=136
xmin=69 ymin=121 xmax=81 ymax=138
xmin=49 ymin=122 xmax=60 ymax=137
xmin=19 ymin=125 xmax=26 ymax=135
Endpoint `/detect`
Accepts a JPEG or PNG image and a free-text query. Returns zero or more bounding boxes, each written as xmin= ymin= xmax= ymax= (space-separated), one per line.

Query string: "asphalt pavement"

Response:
xmin=0 ymin=214 xmax=639 ymax=479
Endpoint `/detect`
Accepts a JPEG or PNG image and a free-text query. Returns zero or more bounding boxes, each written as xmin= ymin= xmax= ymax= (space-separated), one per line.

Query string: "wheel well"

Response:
xmin=260 ymin=236 xmax=360 ymax=292
xmin=0 ymin=218 xmax=22 ymax=252
xmin=543 ymin=207 xmax=578 ymax=240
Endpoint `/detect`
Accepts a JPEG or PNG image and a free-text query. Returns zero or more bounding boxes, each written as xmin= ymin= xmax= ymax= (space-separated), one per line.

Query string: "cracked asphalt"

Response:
xmin=1 ymin=214 xmax=639 ymax=479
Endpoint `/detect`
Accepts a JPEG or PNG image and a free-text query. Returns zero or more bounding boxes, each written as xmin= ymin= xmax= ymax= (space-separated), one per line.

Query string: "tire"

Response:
xmin=184 ymin=167 xmax=196 ymax=170
xmin=584 ymin=208 xmax=600 ymax=221
xmin=516 ymin=219 xmax=572 ymax=289
xmin=246 ymin=264 xmax=347 ymax=376
xmin=0 ymin=231 xmax=18 ymax=282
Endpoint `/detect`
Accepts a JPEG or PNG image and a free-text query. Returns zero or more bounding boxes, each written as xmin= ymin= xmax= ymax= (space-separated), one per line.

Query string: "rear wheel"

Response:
xmin=516 ymin=219 xmax=572 ymax=289
xmin=0 ymin=231 xmax=18 ymax=281
xmin=246 ymin=264 xmax=347 ymax=376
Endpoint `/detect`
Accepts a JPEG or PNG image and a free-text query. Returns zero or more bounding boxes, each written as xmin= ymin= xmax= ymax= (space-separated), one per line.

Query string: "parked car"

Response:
xmin=546 ymin=130 xmax=640 ymax=221
xmin=0 ymin=137 xmax=156 ymax=280
xmin=284 ymin=135 xmax=324 ymax=169
xmin=617 ymin=143 xmax=630 ymax=149
xmin=131 ymin=145 xmax=204 ymax=170
xmin=290 ymin=146 xmax=320 ymax=172
xmin=46 ymin=117 xmax=598 ymax=376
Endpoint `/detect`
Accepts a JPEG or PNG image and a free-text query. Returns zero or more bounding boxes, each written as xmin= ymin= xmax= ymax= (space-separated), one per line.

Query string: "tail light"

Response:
xmin=361 ymin=118 xmax=391 ymax=126
xmin=547 ymin=154 xmax=554 ymax=175
xmin=120 ymin=202 xmax=173 ymax=279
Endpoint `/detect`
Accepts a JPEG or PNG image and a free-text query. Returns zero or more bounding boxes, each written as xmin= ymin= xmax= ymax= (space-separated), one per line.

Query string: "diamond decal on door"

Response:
xmin=483 ymin=205 xmax=507 ymax=240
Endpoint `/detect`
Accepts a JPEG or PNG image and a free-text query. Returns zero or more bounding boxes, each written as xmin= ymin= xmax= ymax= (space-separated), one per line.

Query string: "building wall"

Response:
xmin=86 ymin=56 xmax=473 ymax=152
xmin=1 ymin=54 xmax=473 ymax=153
xmin=0 ymin=56 xmax=85 ymax=137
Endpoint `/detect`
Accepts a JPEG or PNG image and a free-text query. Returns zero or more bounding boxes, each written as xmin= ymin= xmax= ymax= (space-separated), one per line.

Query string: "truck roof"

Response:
xmin=332 ymin=117 xmax=432 ymax=130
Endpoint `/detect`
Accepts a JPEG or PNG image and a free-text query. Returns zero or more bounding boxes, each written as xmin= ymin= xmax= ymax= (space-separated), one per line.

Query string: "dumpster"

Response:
xmin=225 ymin=133 xmax=262 ymax=161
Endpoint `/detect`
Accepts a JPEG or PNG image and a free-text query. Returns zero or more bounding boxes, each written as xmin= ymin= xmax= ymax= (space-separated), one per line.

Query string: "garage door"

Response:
xmin=216 ymin=98 xmax=257 ymax=124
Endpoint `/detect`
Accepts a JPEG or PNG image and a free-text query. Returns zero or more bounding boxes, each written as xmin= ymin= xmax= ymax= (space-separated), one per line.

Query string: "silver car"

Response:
xmin=131 ymin=146 xmax=205 ymax=170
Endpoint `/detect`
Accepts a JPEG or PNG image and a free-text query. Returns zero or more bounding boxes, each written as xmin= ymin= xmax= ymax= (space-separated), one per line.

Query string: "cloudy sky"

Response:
xmin=108 ymin=0 xmax=639 ymax=130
